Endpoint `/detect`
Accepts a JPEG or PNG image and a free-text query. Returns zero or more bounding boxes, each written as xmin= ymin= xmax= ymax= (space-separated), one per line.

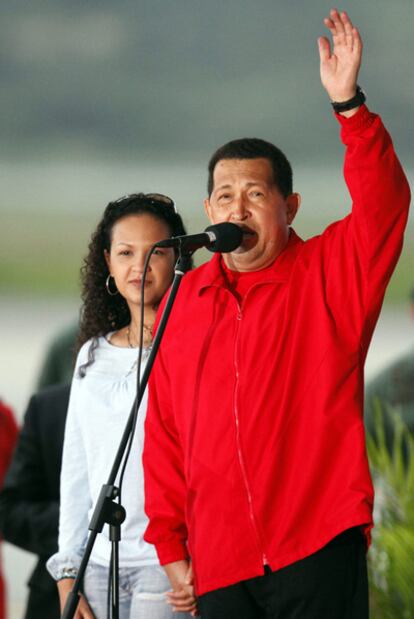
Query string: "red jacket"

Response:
xmin=143 ymin=106 xmax=411 ymax=596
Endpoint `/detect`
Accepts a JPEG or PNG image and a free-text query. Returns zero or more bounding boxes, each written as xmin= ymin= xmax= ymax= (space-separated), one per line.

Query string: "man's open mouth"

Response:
xmin=239 ymin=225 xmax=256 ymax=238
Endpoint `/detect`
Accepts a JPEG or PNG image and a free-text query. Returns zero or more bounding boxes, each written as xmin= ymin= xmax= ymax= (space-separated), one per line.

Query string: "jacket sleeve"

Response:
xmin=320 ymin=105 xmax=410 ymax=348
xmin=142 ymin=344 xmax=189 ymax=565
xmin=0 ymin=396 xmax=58 ymax=557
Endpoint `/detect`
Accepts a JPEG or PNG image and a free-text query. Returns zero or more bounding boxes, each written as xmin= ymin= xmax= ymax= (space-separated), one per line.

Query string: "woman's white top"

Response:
xmin=47 ymin=336 xmax=158 ymax=580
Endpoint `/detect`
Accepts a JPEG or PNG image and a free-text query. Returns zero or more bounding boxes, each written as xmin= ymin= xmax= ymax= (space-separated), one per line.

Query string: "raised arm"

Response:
xmin=315 ymin=11 xmax=410 ymax=341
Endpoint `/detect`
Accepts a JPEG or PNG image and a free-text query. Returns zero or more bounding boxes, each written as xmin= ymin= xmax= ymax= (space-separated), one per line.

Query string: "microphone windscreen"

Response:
xmin=205 ymin=223 xmax=244 ymax=253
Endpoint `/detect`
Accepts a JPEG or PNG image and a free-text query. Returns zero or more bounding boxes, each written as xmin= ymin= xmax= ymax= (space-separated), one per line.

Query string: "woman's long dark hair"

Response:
xmin=76 ymin=193 xmax=189 ymax=369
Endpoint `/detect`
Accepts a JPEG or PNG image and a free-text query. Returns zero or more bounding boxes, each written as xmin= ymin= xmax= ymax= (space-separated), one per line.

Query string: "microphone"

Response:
xmin=155 ymin=222 xmax=244 ymax=253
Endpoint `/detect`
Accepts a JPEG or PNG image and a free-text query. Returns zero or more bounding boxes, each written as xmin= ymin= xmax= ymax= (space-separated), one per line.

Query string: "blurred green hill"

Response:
xmin=2 ymin=204 xmax=412 ymax=302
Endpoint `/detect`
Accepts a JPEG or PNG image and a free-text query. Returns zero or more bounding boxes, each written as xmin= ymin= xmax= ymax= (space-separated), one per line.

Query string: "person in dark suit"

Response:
xmin=0 ymin=384 xmax=70 ymax=619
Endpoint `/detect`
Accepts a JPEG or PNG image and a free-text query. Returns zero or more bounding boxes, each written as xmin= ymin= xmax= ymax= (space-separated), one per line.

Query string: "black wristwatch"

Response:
xmin=330 ymin=86 xmax=366 ymax=113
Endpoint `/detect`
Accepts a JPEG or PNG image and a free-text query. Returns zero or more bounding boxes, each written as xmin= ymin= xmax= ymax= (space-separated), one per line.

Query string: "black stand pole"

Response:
xmin=110 ymin=524 xmax=120 ymax=619
xmin=62 ymin=253 xmax=191 ymax=619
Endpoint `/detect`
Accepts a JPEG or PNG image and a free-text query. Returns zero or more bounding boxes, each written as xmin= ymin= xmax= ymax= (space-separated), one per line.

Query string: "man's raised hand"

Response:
xmin=318 ymin=9 xmax=362 ymax=104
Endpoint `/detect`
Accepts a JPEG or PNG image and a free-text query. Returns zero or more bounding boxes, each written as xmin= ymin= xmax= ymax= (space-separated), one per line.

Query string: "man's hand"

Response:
xmin=318 ymin=9 xmax=363 ymax=111
xmin=164 ymin=559 xmax=198 ymax=615
xmin=57 ymin=578 xmax=95 ymax=619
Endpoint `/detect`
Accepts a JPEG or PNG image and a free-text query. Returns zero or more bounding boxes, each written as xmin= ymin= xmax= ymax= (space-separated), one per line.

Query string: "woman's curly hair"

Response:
xmin=76 ymin=193 xmax=189 ymax=369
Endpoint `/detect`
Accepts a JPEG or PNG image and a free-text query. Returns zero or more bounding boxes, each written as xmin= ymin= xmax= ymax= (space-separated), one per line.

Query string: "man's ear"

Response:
xmin=204 ymin=197 xmax=213 ymax=222
xmin=286 ymin=193 xmax=301 ymax=225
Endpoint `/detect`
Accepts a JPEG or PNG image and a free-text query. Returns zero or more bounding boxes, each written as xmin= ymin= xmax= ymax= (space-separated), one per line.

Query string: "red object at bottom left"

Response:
xmin=0 ymin=401 xmax=18 ymax=619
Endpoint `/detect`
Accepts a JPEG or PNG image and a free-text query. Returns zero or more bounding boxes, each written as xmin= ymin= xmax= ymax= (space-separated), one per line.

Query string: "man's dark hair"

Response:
xmin=207 ymin=138 xmax=293 ymax=198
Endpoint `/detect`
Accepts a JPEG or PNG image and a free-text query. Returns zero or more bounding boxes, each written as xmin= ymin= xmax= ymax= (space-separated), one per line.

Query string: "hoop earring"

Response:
xmin=105 ymin=275 xmax=119 ymax=296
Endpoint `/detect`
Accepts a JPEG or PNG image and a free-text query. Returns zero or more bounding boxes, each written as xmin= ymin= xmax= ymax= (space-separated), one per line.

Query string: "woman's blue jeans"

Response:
xmin=83 ymin=562 xmax=190 ymax=619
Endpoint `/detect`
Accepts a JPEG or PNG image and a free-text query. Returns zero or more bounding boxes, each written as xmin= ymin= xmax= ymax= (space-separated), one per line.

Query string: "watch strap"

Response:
xmin=331 ymin=86 xmax=366 ymax=112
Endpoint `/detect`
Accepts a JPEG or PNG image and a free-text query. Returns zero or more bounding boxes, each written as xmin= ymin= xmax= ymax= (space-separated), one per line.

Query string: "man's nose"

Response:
xmin=231 ymin=195 xmax=248 ymax=221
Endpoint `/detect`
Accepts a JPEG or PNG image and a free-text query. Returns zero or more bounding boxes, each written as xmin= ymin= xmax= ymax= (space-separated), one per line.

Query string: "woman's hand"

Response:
xmin=164 ymin=560 xmax=199 ymax=615
xmin=57 ymin=578 xmax=95 ymax=619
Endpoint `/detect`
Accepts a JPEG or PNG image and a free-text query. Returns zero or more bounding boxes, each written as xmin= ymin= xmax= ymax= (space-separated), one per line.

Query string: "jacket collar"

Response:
xmin=197 ymin=228 xmax=303 ymax=294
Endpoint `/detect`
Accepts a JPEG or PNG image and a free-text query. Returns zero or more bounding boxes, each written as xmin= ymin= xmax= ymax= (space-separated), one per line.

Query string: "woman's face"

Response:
xmin=104 ymin=213 xmax=175 ymax=309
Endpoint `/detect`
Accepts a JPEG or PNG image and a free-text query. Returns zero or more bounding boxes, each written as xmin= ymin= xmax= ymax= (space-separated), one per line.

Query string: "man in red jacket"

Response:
xmin=143 ymin=9 xmax=411 ymax=619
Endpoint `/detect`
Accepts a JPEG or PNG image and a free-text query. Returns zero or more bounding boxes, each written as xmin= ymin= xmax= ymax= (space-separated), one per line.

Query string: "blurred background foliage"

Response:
xmin=367 ymin=406 xmax=414 ymax=618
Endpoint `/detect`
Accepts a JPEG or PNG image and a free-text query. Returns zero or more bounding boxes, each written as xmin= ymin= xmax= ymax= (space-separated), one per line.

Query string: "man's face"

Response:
xmin=204 ymin=158 xmax=300 ymax=272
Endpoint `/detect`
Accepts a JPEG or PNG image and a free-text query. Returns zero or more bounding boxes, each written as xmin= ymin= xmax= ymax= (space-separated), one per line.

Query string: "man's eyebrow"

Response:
xmin=215 ymin=181 xmax=267 ymax=191
xmin=215 ymin=183 xmax=232 ymax=191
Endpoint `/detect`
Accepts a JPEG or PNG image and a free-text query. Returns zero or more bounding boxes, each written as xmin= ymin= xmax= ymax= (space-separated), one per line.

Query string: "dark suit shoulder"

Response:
xmin=29 ymin=383 xmax=71 ymax=416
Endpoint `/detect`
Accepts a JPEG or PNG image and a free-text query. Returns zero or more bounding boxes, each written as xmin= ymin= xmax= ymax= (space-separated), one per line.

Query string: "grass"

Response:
xmin=1 ymin=209 xmax=413 ymax=301
xmin=0 ymin=209 xmax=97 ymax=296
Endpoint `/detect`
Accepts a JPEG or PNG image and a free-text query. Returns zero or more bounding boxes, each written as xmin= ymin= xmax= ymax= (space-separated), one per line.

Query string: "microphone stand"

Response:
xmin=62 ymin=252 xmax=191 ymax=619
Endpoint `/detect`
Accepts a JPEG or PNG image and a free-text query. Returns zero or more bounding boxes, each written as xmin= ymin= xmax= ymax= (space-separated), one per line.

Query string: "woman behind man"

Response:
xmin=47 ymin=193 xmax=195 ymax=618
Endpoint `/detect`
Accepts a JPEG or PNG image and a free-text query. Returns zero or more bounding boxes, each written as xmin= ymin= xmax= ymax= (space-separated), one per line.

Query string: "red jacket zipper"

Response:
xmin=233 ymin=302 xmax=268 ymax=566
